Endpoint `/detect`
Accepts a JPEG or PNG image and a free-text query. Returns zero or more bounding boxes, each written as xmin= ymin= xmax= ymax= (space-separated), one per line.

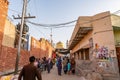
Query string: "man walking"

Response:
xmin=57 ymin=56 xmax=62 ymax=76
xmin=18 ymin=56 xmax=42 ymax=80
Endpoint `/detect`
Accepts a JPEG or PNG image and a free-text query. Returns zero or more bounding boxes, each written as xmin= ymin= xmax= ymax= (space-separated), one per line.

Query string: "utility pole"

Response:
xmin=14 ymin=0 xmax=35 ymax=74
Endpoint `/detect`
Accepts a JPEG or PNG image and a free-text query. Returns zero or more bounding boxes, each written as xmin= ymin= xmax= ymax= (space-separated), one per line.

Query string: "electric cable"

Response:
xmin=26 ymin=20 xmax=76 ymax=27
xmin=27 ymin=0 xmax=31 ymax=3
xmin=8 ymin=7 xmax=120 ymax=29
xmin=8 ymin=8 xmax=21 ymax=14
xmin=26 ymin=10 xmax=120 ymax=28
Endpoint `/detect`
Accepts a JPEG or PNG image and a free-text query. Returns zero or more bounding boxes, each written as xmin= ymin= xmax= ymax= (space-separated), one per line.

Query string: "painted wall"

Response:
xmin=92 ymin=11 xmax=116 ymax=57
xmin=69 ymin=12 xmax=120 ymax=79
xmin=111 ymin=14 xmax=120 ymax=27
xmin=111 ymin=14 xmax=120 ymax=46
xmin=114 ymin=30 xmax=120 ymax=45
xmin=2 ymin=19 xmax=16 ymax=48
xmin=71 ymin=12 xmax=116 ymax=57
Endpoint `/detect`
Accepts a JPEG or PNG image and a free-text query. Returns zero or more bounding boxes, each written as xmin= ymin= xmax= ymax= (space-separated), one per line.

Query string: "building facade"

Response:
xmin=30 ymin=37 xmax=55 ymax=58
xmin=0 ymin=0 xmax=9 ymax=52
xmin=2 ymin=19 xmax=16 ymax=48
xmin=68 ymin=11 xmax=120 ymax=80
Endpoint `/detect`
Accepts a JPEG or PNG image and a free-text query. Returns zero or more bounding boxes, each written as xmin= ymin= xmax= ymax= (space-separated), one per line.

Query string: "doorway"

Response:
xmin=116 ymin=47 xmax=120 ymax=73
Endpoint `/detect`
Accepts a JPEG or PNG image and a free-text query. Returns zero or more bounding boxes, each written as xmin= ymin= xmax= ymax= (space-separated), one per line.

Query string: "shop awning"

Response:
xmin=69 ymin=27 xmax=93 ymax=50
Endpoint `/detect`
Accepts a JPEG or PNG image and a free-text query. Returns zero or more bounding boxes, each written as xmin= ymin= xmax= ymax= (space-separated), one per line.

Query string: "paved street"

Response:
xmin=0 ymin=66 xmax=86 ymax=80
xmin=41 ymin=66 xmax=86 ymax=80
xmin=1 ymin=65 xmax=119 ymax=80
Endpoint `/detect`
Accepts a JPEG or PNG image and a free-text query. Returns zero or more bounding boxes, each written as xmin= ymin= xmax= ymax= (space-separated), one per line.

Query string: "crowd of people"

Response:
xmin=18 ymin=56 xmax=76 ymax=80
xmin=35 ymin=57 xmax=55 ymax=73
xmin=56 ymin=56 xmax=76 ymax=76
xmin=32 ymin=56 xmax=76 ymax=76
xmin=18 ymin=56 xmax=42 ymax=80
xmin=18 ymin=56 xmax=55 ymax=80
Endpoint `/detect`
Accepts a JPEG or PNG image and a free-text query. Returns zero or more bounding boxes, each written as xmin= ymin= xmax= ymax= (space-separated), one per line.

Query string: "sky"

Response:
xmin=8 ymin=0 xmax=120 ymax=48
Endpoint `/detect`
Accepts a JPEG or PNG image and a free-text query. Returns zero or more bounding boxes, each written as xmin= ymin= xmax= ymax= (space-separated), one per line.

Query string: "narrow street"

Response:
xmin=1 ymin=0 xmax=120 ymax=80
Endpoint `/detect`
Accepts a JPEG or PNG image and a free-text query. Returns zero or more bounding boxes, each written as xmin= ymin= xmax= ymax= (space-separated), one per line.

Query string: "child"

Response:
xmin=67 ymin=59 xmax=71 ymax=74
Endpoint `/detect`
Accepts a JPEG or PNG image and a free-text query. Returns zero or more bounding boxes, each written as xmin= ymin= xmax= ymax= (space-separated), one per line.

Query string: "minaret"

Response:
xmin=50 ymin=28 xmax=53 ymax=46
xmin=66 ymin=40 xmax=68 ymax=49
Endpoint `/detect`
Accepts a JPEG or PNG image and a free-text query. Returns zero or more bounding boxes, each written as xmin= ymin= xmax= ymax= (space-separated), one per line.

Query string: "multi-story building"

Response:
xmin=68 ymin=11 xmax=120 ymax=80
xmin=0 ymin=0 xmax=9 ymax=52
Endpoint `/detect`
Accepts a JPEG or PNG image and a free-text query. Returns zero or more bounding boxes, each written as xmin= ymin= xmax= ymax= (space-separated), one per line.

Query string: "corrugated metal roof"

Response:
xmin=68 ymin=27 xmax=93 ymax=50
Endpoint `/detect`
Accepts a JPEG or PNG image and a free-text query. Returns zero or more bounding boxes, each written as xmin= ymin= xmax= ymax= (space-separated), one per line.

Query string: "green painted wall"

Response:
xmin=114 ymin=30 xmax=120 ymax=45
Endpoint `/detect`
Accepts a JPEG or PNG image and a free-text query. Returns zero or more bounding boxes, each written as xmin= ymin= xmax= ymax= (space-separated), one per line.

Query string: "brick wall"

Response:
xmin=30 ymin=37 xmax=54 ymax=59
xmin=0 ymin=0 xmax=9 ymax=53
xmin=0 ymin=32 xmax=2 ymax=54
xmin=0 ymin=37 xmax=54 ymax=73
xmin=0 ymin=46 xmax=30 ymax=73
xmin=0 ymin=0 xmax=55 ymax=74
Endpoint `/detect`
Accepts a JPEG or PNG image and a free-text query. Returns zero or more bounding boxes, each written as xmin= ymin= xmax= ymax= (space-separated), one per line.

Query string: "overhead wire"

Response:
xmin=8 ymin=8 xmax=21 ymax=20
xmin=26 ymin=19 xmax=76 ymax=27
xmin=8 ymin=0 xmax=76 ymax=40
xmin=27 ymin=19 xmax=76 ymax=29
xmin=29 ymin=25 xmax=48 ymax=39
xmin=8 ymin=5 xmax=120 ymax=29
xmin=7 ymin=2 xmax=120 ymax=43
xmin=26 ymin=10 xmax=120 ymax=29
xmin=52 ymin=25 xmax=75 ymax=29
xmin=8 ymin=7 xmax=120 ymax=29
xmin=77 ymin=10 xmax=120 ymax=26
xmin=7 ymin=16 xmax=14 ymax=21
xmin=8 ymin=1 xmax=120 ymax=28
xmin=8 ymin=8 xmax=21 ymax=14
xmin=27 ymin=0 xmax=31 ymax=3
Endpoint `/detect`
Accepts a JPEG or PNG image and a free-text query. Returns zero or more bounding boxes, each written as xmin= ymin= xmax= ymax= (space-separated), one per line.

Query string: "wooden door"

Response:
xmin=85 ymin=48 xmax=89 ymax=60
xmin=116 ymin=47 xmax=120 ymax=73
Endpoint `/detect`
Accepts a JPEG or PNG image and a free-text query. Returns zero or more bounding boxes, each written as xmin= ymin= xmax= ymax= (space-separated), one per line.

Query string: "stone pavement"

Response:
xmin=0 ymin=66 xmax=86 ymax=80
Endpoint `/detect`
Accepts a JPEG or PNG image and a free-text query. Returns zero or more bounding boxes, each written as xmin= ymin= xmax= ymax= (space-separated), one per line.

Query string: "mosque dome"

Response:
xmin=56 ymin=41 xmax=64 ymax=49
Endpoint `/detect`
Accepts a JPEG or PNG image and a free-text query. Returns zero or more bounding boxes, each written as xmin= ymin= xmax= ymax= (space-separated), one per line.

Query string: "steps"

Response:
xmin=102 ymin=73 xmax=120 ymax=80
